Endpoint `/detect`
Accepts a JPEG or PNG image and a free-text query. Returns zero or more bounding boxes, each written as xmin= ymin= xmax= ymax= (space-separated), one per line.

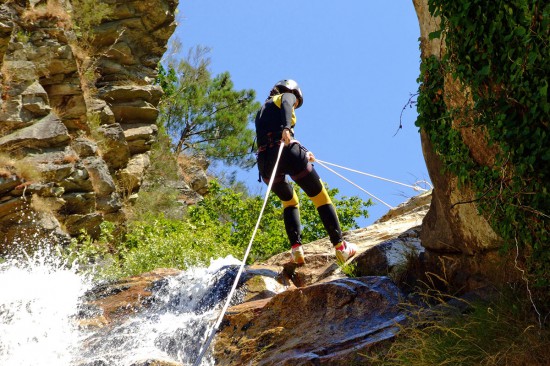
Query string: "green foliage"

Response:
xmin=63 ymin=221 xmax=117 ymax=276
xmin=70 ymin=0 xmax=111 ymax=43
xmin=15 ymin=29 xmax=30 ymax=43
xmin=114 ymin=215 xmax=237 ymax=277
xmin=187 ymin=180 xmax=286 ymax=262
xmin=339 ymin=261 xmax=358 ymax=277
xmin=156 ymin=47 xmax=261 ymax=168
xmin=416 ymin=1 xmax=550 ymax=290
xmin=188 ymin=180 xmax=372 ymax=263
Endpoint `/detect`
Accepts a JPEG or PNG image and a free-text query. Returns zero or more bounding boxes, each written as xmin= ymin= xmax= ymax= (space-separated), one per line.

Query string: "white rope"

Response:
xmin=315 ymin=159 xmax=430 ymax=192
xmin=192 ymin=142 xmax=285 ymax=366
xmin=315 ymin=160 xmax=395 ymax=209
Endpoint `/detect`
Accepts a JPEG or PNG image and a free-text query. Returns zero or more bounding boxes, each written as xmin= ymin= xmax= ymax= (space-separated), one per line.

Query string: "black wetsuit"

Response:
xmin=255 ymin=92 xmax=343 ymax=246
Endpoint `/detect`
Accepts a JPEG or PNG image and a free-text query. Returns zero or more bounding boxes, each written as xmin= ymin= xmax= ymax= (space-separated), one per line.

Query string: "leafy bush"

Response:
xmin=114 ymin=216 xmax=237 ymax=277
xmin=75 ymin=178 xmax=371 ymax=279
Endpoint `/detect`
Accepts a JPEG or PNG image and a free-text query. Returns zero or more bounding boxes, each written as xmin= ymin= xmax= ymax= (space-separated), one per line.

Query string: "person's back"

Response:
xmin=255 ymin=92 xmax=297 ymax=147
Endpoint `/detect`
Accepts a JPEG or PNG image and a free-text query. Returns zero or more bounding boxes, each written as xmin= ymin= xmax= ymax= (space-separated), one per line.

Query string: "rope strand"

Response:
xmin=192 ymin=142 xmax=285 ymax=366
xmin=315 ymin=160 xmax=394 ymax=209
xmin=315 ymin=159 xmax=430 ymax=192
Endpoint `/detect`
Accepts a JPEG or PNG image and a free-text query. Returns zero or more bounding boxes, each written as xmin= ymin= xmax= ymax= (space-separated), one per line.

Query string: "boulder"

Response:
xmin=95 ymin=123 xmax=130 ymax=170
xmin=96 ymin=191 xmax=123 ymax=214
xmin=122 ymin=123 xmax=158 ymax=154
xmin=21 ymin=80 xmax=50 ymax=117
xmin=354 ymin=227 xmax=424 ymax=279
xmin=79 ymin=269 xmax=182 ymax=328
xmin=116 ymin=153 xmax=150 ymax=194
xmin=82 ymin=156 xmax=117 ymax=196
xmin=0 ymin=113 xmax=70 ymax=150
xmin=72 ymin=137 xmax=99 ymax=158
xmin=60 ymin=192 xmax=96 ymax=215
xmin=110 ymin=100 xmax=159 ymax=124
xmin=99 ymin=85 xmax=163 ymax=105
xmin=214 ymin=276 xmax=405 ymax=366
xmin=63 ymin=212 xmax=103 ymax=237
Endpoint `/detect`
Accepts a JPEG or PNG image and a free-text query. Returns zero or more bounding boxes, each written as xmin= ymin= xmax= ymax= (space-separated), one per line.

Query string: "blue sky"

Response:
xmin=170 ymin=1 xmax=430 ymax=226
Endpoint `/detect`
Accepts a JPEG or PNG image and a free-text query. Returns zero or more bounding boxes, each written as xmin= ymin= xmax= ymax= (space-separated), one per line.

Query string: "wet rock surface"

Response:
xmin=79 ymin=193 xmax=430 ymax=365
xmin=215 ymin=276 xmax=405 ymax=366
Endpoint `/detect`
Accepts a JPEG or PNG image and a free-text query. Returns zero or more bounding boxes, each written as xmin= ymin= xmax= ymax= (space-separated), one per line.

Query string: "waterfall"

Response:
xmin=0 ymin=249 xmax=243 ymax=366
xmin=0 ymin=248 xmax=92 ymax=366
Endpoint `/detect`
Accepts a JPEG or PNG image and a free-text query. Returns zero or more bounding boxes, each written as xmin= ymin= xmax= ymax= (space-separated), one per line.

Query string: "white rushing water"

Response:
xmin=0 ymin=248 xmax=242 ymax=366
xmin=0 ymin=248 xmax=91 ymax=366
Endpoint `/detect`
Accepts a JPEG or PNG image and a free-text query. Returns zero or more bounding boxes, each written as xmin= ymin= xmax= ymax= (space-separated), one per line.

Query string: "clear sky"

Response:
xmin=169 ymin=1 xmax=431 ymax=226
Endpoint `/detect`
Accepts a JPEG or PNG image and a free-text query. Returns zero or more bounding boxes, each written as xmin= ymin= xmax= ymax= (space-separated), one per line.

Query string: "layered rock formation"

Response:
xmin=0 ymin=0 xmax=177 ymax=250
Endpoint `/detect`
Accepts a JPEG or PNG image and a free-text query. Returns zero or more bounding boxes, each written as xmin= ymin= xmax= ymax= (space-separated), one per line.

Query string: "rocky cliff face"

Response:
xmin=0 ymin=0 xmax=177 ymax=250
xmin=412 ymin=0 xmax=516 ymax=291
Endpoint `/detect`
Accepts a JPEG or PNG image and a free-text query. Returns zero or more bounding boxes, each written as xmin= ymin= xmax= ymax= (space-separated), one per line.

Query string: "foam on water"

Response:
xmin=0 ymin=248 xmax=92 ymax=366
xmin=1 ymin=249 xmax=242 ymax=366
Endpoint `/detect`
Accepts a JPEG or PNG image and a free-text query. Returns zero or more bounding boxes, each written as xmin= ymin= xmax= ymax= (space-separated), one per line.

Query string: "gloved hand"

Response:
xmin=282 ymin=129 xmax=292 ymax=145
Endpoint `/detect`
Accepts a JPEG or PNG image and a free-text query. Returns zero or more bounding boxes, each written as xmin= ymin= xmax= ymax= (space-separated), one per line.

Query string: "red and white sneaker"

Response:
xmin=335 ymin=241 xmax=357 ymax=263
xmin=291 ymin=244 xmax=305 ymax=265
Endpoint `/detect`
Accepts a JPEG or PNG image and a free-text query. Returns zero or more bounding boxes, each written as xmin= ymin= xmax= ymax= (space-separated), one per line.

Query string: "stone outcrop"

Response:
xmin=0 ymin=0 xmax=178 ymax=250
xmin=412 ymin=0 xmax=515 ymax=292
xmin=216 ymin=276 xmax=404 ymax=366
xmin=210 ymin=194 xmax=430 ymax=365
xmin=78 ymin=192 xmax=430 ymax=365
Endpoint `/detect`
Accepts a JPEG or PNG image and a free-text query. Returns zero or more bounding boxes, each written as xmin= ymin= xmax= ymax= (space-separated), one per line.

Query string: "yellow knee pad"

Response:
xmin=309 ymin=184 xmax=332 ymax=208
xmin=282 ymin=190 xmax=300 ymax=209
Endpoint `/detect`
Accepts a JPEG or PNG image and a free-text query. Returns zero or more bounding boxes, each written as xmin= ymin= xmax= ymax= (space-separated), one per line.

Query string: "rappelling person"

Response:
xmin=254 ymin=79 xmax=357 ymax=265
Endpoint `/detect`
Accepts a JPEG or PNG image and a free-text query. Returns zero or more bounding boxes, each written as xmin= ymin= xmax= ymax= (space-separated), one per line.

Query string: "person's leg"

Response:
xmin=268 ymin=179 xmax=305 ymax=264
xmin=270 ymin=179 xmax=301 ymax=246
xmin=293 ymin=168 xmax=357 ymax=261
xmin=292 ymin=167 xmax=343 ymax=245
xmin=259 ymin=145 xmax=303 ymax=247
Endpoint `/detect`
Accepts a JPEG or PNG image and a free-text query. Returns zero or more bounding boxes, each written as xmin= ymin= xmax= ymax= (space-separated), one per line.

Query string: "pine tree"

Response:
xmin=156 ymin=47 xmax=260 ymax=169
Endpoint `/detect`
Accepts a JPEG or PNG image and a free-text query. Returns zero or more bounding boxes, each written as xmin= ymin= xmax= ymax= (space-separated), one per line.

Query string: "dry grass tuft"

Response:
xmin=363 ymin=286 xmax=550 ymax=366
xmin=0 ymin=153 xmax=42 ymax=183
xmin=22 ymin=0 xmax=72 ymax=28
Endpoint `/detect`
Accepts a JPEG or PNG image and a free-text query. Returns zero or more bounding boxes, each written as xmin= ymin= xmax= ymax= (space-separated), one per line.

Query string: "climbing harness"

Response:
xmin=192 ymin=142 xmax=285 ymax=366
xmin=314 ymin=159 xmax=431 ymax=210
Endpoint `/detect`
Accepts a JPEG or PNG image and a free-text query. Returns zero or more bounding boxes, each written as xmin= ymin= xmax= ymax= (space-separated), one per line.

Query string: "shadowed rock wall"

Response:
xmin=412 ymin=0 xmax=516 ymax=292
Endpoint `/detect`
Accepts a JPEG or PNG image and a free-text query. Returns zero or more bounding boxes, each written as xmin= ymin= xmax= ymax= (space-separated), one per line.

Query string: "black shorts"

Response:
xmin=257 ymin=142 xmax=310 ymax=182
